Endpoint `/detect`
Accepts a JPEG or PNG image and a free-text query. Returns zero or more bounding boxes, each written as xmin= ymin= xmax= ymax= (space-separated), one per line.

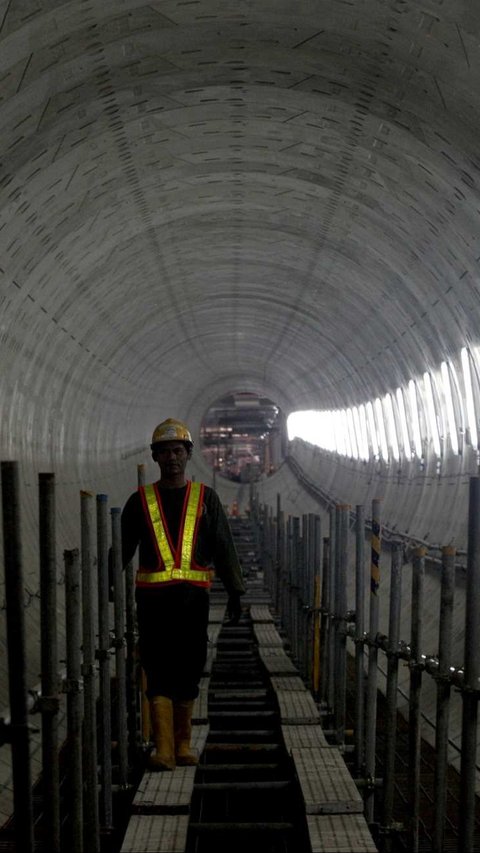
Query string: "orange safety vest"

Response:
xmin=136 ymin=480 xmax=212 ymax=588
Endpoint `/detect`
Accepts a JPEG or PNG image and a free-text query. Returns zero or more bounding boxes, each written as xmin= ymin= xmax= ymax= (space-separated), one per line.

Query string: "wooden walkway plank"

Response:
xmin=282 ymin=724 xmax=329 ymax=750
xmin=191 ymin=722 xmax=210 ymax=754
xmin=120 ymin=814 xmax=189 ymax=852
xmin=307 ymin=814 xmax=378 ymax=852
xmin=271 ymin=675 xmax=307 ymax=692
xmin=291 ymin=747 xmax=364 ymax=815
xmin=250 ymin=604 xmax=274 ymax=623
xmin=258 ymin=647 xmax=298 ymax=674
xmin=253 ymin=624 xmax=284 ymax=647
xmin=132 ymin=767 xmax=196 ymax=812
xmin=275 ymin=689 xmax=321 ymax=724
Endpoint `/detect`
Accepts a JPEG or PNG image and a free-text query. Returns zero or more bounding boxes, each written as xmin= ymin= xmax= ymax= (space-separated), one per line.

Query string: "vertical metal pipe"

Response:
xmin=354 ymin=504 xmax=366 ymax=775
xmin=291 ymin=517 xmax=300 ymax=664
xmin=1 ymin=461 xmax=34 ymax=853
xmin=123 ymin=464 xmax=145 ymax=759
xmin=278 ymin=509 xmax=285 ymax=624
xmin=382 ymin=543 xmax=403 ymax=834
xmin=432 ymin=545 xmax=455 ymax=853
xmin=319 ymin=536 xmax=330 ymax=704
xmin=111 ymin=506 xmax=129 ymax=787
xmin=298 ymin=514 xmax=306 ymax=677
xmin=39 ymin=472 xmax=60 ymax=853
xmin=271 ymin=508 xmax=277 ymax=606
xmin=125 ymin=559 xmax=137 ymax=760
xmin=458 ymin=476 xmax=480 ymax=853
xmin=298 ymin=515 xmax=307 ymax=677
xmin=137 ymin=463 xmax=151 ymax=749
xmin=264 ymin=503 xmax=270 ymax=592
xmin=96 ymin=494 xmax=113 ymax=830
xmin=64 ymin=548 xmax=83 ymax=853
xmin=365 ymin=498 xmax=381 ymax=823
xmin=312 ymin=571 xmax=321 ymax=697
xmin=275 ymin=494 xmax=282 ymax=611
xmin=327 ymin=508 xmax=336 ymax=712
xmin=80 ymin=491 xmax=100 ymax=853
xmin=284 ymin=516 xmax=292 ymax=641
xmin=302 ymin=515 xmax=310 ymax=680
xmin=309 ymin=514 xmax=321 ymax=693
xmin=334 ymin=505 xmax=349 ymax=744
xmin=333 ymin=505 xmax=342 ymax=725
xmin=408 ymin=546 xmax=426 ymax=853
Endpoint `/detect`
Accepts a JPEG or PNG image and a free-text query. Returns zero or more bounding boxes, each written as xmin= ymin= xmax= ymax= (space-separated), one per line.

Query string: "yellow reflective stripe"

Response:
xmin=140 ymin=481 xmax=208 ymax=584
xmin=180 ymin=481 xmax=201 ymax=571
xmin=136 ymin=568 xmax=212 ymax=585
xmin=144 ymin=483 xmax=174 ymax=571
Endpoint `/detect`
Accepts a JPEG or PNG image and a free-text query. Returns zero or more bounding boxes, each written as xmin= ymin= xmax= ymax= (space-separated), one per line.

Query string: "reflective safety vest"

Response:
xmin=136 ymin=480 xmax=212 ymax=588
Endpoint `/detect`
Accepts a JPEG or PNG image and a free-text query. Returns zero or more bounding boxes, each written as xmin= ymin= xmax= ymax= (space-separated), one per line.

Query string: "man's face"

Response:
xmin=153 ymin=441 xmax=190 ymax=479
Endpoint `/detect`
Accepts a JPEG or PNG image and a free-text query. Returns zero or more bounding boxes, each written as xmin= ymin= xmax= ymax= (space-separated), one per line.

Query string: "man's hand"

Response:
xmin=226 ymin=592 xmax=242 ymax=625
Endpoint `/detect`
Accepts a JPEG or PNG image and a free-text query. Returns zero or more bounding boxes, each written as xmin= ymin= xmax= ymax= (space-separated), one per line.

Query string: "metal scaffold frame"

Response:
xmin=251 ymin=479 xmax=480 ymax=853
xmin=0 ymin=461 xmax=479 ymax=852
xmin=0 ymin=461 xmax=146 ymax=853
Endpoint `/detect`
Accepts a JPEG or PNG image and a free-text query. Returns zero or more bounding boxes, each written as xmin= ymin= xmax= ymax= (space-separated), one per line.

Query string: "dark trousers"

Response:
xmin=136 ymin=583 xmax=209 ymax=700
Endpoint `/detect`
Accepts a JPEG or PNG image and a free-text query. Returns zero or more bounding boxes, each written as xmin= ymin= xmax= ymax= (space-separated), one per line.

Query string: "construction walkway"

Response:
xmin=120 ymin=517 xmax=378 ymax=853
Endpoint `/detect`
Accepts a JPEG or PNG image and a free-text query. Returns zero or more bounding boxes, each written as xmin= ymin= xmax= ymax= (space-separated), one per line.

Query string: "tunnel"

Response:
xmin=1 ymin=2 xmax=480 ymax=851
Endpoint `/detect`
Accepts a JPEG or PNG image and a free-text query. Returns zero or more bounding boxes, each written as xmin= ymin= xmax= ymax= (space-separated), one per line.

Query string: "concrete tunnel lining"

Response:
xmin=1 ymin=0 xmax=480 ymax=826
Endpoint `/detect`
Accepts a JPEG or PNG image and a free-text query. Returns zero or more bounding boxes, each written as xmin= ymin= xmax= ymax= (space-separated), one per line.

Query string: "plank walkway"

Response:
xmin=120 ymin=519 xmax=378 ymax=853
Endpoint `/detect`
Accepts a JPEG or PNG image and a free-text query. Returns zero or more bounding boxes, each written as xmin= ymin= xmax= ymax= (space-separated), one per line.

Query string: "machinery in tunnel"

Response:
xmin=200 ymin=391 xmax=287 ymax=482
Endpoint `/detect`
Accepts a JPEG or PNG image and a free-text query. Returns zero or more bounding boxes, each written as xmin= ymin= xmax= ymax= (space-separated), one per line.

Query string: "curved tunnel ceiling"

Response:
xmin=1 ymin=1 xmax=480 ymax=470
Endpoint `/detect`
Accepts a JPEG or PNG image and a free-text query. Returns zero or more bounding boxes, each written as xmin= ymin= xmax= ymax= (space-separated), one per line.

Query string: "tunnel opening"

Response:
xmin=200 ymin=392 xmax=287 ymax=484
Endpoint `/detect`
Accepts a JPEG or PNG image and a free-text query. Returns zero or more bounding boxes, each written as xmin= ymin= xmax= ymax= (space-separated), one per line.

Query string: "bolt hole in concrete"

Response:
xmin=200 ymin=392 xmax=287 ymax=483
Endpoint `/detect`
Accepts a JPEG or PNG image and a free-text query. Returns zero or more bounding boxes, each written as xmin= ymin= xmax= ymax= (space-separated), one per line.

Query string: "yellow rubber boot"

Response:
xmin=174 ymin=700 xmax=198 ymax=766
xmin=148 ymin=696 xmax=175 ymax=771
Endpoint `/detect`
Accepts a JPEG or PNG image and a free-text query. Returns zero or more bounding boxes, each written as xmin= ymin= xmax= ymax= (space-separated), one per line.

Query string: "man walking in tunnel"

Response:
xmin=121 ymin=418 xmax=245 ymax=770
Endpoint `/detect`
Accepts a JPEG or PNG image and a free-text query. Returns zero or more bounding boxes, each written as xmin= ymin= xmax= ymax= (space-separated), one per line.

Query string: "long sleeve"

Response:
xmin=121 ymin=491 xmax=142 ymax=568
xmin=203 ymin=488 xmax=245 ymax=596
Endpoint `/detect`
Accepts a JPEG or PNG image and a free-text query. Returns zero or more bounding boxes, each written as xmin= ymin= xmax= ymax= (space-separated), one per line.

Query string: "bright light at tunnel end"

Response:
xmin=287 ymin=347 xmax=477 ymax=465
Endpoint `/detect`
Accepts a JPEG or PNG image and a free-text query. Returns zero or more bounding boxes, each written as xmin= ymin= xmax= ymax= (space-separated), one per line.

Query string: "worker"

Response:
xmin=121 ymin=418 xmax=245 ymax=770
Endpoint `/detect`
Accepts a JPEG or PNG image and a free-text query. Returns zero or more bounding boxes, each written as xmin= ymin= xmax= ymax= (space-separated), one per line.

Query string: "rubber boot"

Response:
xmin=173 ymin=700 xmax=198 ymax=766
xmin=148 ymin=696 xmax=175 ymax=771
